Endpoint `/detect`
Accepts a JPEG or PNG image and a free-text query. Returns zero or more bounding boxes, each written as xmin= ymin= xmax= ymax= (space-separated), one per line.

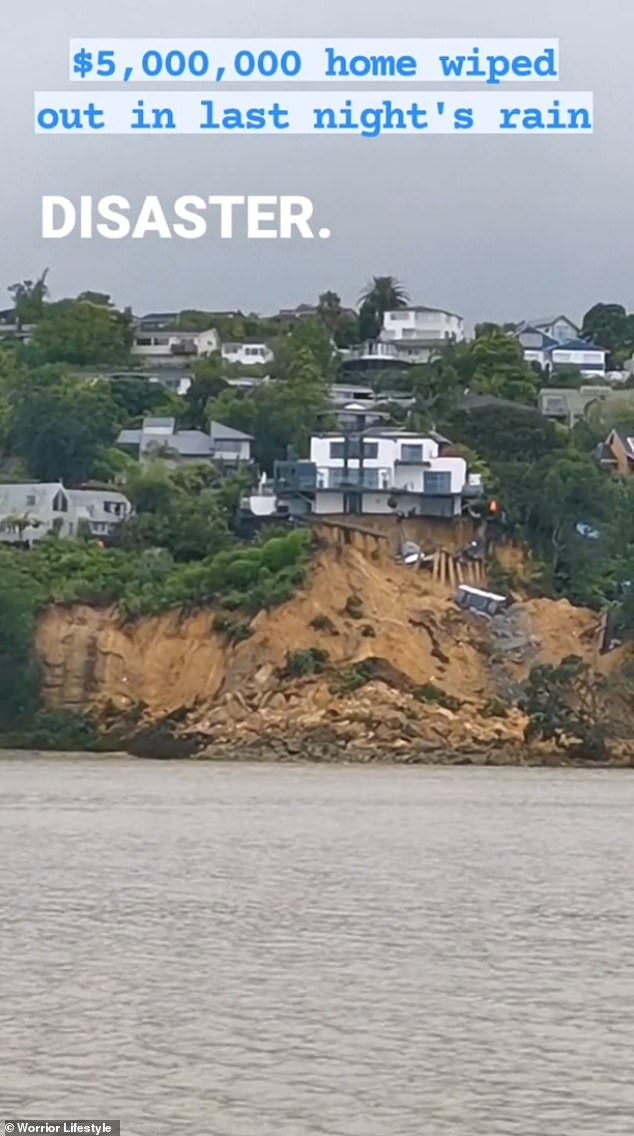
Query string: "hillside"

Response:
xmin=34 ymin=528 xmax=630 ymax=763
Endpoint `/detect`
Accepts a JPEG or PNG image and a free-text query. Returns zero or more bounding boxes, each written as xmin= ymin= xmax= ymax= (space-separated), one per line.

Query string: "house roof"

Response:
xmin=517 ymin=325 xmax=560 ymax=349
xmin=0 ymin=482 xmax=63 ymax=509
xmin=221 ymin=339 xmax=270 ymax=350
xmin=521 ymin=314 xmax=580 ymax=330
xmin=611 ymin=428 xmax=634 ymax=456
xmin=118 ymin=419 xmax=253 ymax=452
xmin=165 ymin=431 xmax=213 ymax=457
xmin=209 ymin=420 xmax=254 ymax=441
xmin=117 ymin=429 xmax=142 ymax=446
xmin=551 ymin=338 xmax=605 ymax=354
xmin=142 ymin=417 xmax=176 ymax=430
xmin=388 ymin=305 xmax=463 ymax=320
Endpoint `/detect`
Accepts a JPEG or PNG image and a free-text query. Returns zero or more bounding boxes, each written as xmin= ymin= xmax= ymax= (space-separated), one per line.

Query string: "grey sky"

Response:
xmin=3 ymin=0 xmax=632 ymax=323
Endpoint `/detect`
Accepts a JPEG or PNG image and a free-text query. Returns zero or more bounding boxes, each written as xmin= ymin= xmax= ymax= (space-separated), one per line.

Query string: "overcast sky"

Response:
xmin=3 ymin=0 xmax=632 ymax=323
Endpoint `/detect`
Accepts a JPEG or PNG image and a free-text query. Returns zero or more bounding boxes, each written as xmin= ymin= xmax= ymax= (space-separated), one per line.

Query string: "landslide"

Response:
xmin=34 ymin=537 xmax=623 ymax=759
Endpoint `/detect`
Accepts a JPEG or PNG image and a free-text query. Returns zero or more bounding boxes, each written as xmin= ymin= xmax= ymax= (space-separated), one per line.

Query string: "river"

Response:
xmin=1 ymin=756 xmax=633 ymax=1135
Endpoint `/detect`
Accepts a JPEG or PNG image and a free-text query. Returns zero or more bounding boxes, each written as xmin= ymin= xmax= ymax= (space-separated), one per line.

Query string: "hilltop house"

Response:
xmin=116 ymin=416 xmax=253 ymax=468
xmin=132 ymin=315 xmax=220 ymax=365
xmin=0 ymin=483 xmax=131 ymax=547
xmin=379 ymin=305 xmax=465 ymax=364
xmin=270 ymin=428 xmax=481 ymax=518
xmin=516 ymin=316 xmax=606 ymax=377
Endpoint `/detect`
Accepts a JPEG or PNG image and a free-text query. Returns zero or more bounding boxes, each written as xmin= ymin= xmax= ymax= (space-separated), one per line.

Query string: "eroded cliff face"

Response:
xmin=35 ymin=538 xmax=621 ymax=759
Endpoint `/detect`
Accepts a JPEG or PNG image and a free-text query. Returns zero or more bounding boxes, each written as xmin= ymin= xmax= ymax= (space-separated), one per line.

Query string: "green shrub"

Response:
xmin=285 ymin=647 xmax=330 ymax=677
xmin=343 ymin=593 xmax=364 ymax=620
xmin=415 ymin=683 xmax=462 ymax=712
xmin=310 ymin=613 xmax=337 ymax=633
xmin=1 ymin=710 xmax=102 ymax=752
xmin=481 ymin=698 xmax=509 ymax=719
xmin=212 ymin=613 xmax=252 ymax=644
xmin=330 ymin=662 xmax=374 ymax=694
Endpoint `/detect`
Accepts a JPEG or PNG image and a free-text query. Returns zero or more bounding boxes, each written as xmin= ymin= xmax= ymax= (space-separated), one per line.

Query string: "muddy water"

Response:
xmin=1 ymin=756 xmax=633 ymax=1135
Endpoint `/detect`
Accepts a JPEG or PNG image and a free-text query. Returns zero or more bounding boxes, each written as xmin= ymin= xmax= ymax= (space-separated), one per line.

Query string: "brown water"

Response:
xmin=1 ymin=756 xmax=634 ymax=1135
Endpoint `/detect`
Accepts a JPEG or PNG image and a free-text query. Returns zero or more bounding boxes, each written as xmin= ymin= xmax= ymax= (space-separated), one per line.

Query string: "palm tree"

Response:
xmin=358 ymin=276 xmax=409 ymax=341
xmin=359 ymin=276 xmax=409 ymax=313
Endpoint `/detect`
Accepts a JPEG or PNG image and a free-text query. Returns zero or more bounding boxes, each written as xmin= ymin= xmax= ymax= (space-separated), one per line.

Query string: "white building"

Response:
xmin=132 ymin=325 xmax=220 ymax=364
xmin=220 ymin=341 xmax=274 ymax=367
xmin=380 ymin=306 xmax=465 ymax=363
xmin=0 ymin=483 xmax=131 ymax=546
xmin=308 ymin=429 xmax=469 ymax=517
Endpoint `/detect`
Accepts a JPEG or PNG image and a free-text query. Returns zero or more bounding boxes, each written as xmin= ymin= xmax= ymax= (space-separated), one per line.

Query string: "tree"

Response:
xmin=466 ymin=331 xmax=539 ymax=404
xmin=316 ymin=291 xmax=343 ymax=333
xmin=274 ymin=318 xmax=337 ymax=383
xmin=581 ymin=303 xmax=632 ymax=359
xmin=105 ymin=375 xmax=182 ymax=423
xmin=8 ymin=269 xmax=49 ymax=325
xmin=523 ymin=453 xmax=620 ymax=604
xmin=358 ymin=276 xmax=409 ymax=341
xmin=522 ymin=656 xmax=611 ymax=759
xmin=315 ymin=292 xmax=360 ymax=348
xmin=183 ymin=357 xmax=229 ymax=429
xmin=443 ymin=402 xmax=565 ymax=465
xmin=7 ymin=373 xmax=120 ymax=484
xmin=29 ymin=299 xmax=133 ymax=366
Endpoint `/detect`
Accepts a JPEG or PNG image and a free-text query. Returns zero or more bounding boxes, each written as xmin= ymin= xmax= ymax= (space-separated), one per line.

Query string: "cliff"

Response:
xmin=34 ymin=527 xmax=629 ymax=763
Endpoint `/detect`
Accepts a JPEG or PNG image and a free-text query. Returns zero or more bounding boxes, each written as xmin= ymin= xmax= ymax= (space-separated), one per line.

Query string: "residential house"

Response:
xmin=380 ymin=305 xmax=465 ymax=364
xmin=220 ymin=340 xmax=274 ymax=367
xmin=594 ymin=428 xmax=634 ymax=477
xmin=516 ymin=317 xmax=606 ymax=377
xmin=132 ymin=319 xmax=220 ymax=364
xmin=116 ymin=416 xmax=253 ymax=468
xmin=538 ymin=386 xmax=615 ymax=427
xmin=273 ymin=428 xmax=480 ymax=518
xmin=0 ymin=483 xmax=131 ymax=546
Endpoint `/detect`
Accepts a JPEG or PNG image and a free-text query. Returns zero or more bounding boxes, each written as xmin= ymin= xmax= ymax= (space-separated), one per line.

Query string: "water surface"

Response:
xmin=1 ymin=756 xmax=633 ymax=1135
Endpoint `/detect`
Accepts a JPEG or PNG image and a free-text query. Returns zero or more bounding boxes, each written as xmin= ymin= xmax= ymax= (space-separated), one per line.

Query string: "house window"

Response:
xmin=329 ymin=441 xmax=378 ymax=460
xmin=330 ymin=468 xmax=379 ymax=489
xmin=135 ymin=337 xmax=152 ymax=347
xmin=26 ymin=494 xmax=36 ymax=506
xmin=214 ymin=439 xmax=239 ymax=454
xmin=424 ymin=471 xmax=452 ymax=494
xmin=388 ymin=311 xmax=409 ymax=321
xmin=52 ymin=491 xmax=68 ymax=513
xmin=401 ymin=444 xmax=423 ymax=462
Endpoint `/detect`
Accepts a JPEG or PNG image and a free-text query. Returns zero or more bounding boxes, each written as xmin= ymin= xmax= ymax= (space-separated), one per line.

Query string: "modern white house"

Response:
xmin=116 ymin=416 xmax=253 ymax=468
xmin=220 ymin=340 xmax=274 ymax=367
xmin=0 ymin=483 xmax=131 ymax=546
xmin=268 ymin=429 xmax=479 ymax=519
xmin=380 ymin=306 xmax=465 ymax=364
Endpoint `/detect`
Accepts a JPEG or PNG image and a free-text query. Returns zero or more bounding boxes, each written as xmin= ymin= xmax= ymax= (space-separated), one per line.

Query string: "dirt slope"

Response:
xmin=35 ymin=539 xmax=621 ymax=763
